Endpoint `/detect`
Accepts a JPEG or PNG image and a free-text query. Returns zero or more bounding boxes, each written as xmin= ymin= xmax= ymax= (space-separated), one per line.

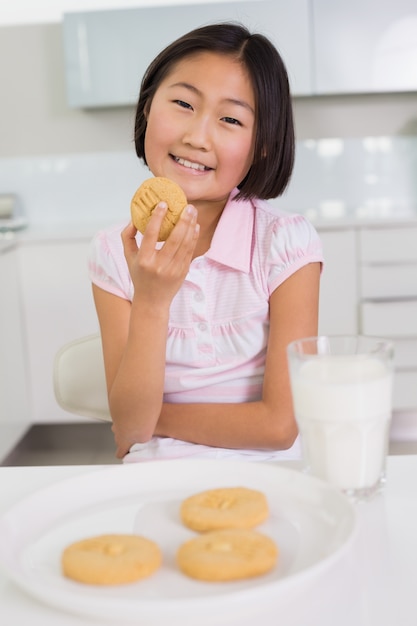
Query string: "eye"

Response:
xmin=174 ymin=99 xmax=193 ymax=110
xmin=221 ymin=116 xmax=242 ymax=126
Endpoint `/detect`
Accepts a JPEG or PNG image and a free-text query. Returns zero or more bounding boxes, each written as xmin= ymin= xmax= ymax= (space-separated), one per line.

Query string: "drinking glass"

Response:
xmin=287 ymin=335 xmax=394 ymax=501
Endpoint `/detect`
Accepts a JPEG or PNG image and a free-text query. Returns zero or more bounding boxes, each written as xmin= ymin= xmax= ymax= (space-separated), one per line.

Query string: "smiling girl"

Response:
xmin=89 ymin=23 xmax=324 ymax=462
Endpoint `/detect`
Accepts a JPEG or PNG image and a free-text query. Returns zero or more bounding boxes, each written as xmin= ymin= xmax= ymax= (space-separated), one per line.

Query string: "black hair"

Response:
xmin=134 ymin=22 xmax=295 ymax=200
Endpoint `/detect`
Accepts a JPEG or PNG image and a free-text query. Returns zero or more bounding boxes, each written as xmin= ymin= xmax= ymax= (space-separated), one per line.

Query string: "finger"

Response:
xmin=121 ymin=222 xmax=139 ymax=259
xmin=158 ymin=206 xmax=198 ymax=271
xmin=121 ymin=221 xmax=137 ymax=239
xmin=174 ymin=216 xmax=200 ymax=266
xmin=162 ymin=204 xmax=198 ymax=251
xmin=139 ymin=202 xmax=168 ymax=252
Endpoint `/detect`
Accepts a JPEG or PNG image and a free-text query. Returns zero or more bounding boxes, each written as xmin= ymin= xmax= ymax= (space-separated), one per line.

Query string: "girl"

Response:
xmin=89 ymin=22 xmax=324 ymax=462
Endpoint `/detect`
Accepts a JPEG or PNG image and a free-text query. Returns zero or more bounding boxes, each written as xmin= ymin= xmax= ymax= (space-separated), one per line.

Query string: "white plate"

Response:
xmin=0 ymin=460 xmax=356 ymax=623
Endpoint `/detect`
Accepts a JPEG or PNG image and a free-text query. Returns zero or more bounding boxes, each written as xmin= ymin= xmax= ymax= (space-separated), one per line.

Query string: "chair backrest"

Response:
xmin=53 ymin=333 xmax=112 ymax=422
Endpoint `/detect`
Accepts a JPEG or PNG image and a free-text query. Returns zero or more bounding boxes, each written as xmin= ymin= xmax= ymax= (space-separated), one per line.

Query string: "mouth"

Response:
xmin=172 ymin=155 xmax=212 ymax=172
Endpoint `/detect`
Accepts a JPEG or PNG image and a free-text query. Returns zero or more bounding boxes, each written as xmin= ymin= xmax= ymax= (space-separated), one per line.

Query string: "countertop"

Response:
xmin=12 ymin=221 xmax=115 ymax=243
xmin=6 ymin=204 xmax=417 ymax=244
xmin=299 ymin=201 xmax=417 ymax=231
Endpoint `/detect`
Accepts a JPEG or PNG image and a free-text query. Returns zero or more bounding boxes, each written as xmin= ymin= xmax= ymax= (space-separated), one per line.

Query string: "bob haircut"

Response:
xmin=134 ymin=22 xmax=295 ymax=200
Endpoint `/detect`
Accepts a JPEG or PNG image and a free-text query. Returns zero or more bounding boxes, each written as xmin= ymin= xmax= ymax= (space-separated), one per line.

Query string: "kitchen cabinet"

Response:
xmin=313 ymin=0 xmax=417 ymax=94
xmin=17 ymin=238 xmax=99 ymax=424
xmin=62 ymin=0 xmax=417 ymax=108
xmin=358 ymin=224 xmax=417 ymax=414
xmin=317 ymin=228 xmax=358 ymax=335
xmin=317 ymin=221 xmax=417 ymax=423
xmin=62 ymin=0 xmax=312 ymax=108
xmin=0 ymin=241 xmax=30 ymax=461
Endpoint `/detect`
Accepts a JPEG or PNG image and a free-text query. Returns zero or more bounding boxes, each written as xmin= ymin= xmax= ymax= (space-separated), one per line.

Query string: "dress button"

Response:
xmin=194 ymin=292 xmax=204 ymax=302
xmin=198 ymin=322 xmax=208 ymax=332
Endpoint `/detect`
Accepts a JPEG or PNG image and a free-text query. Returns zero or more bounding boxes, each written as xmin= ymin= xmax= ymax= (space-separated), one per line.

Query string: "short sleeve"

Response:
xmin=88 ymin=223 xmax=133 ymax=301
xmin=267 ymin=214 xmax=324 ymax=294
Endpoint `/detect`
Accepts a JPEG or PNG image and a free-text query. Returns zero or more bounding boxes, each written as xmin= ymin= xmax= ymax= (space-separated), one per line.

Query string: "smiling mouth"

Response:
xmin=172 ymin=156 xmax=212 ymax=171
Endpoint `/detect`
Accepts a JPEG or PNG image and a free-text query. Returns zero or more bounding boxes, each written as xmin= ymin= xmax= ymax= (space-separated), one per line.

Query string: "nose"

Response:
xmin=182 ymin=114 xmax=212 ymax=151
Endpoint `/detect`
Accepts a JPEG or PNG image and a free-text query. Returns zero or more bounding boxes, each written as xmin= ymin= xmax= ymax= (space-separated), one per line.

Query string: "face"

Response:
xmin=144 ymin=51 xmax=256 ymax=211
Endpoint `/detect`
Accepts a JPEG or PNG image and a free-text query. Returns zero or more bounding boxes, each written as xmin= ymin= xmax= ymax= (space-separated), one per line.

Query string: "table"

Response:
xmin=0 ymin=457 xmax=415 ymax=625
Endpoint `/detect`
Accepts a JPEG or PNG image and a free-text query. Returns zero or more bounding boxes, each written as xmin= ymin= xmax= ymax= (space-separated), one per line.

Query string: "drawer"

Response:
xmin=361 ymin=263 xmax=417 ymax=299
xmin=393 ymin=370 xmax=417 ymax=411
xmin=360 ymin=300 xmax=417 ymax=337
xmin=359 ymin=226 xmax=417 ymax=263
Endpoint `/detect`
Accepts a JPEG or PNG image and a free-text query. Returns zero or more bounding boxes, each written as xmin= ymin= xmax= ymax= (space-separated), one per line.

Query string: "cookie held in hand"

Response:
xmin=130 ymin=177 xmax=187 ymax=241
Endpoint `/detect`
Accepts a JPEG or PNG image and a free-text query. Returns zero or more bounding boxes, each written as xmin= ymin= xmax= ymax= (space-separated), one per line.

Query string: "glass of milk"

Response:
xmin=287 ymin=335 xmax=394 ymax=501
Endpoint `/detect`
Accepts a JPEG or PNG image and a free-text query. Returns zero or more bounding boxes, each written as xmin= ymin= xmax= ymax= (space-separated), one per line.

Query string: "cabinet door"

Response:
xmin=361 ymin=300 xmax=417 ymax=338
xmin=393 ymin=371 xmax=417 ymax=411
xmin=17 ymin=240 xmax=99 ymax=424
xmin=63 ymin=0 xmax=312 ymax=108
xmin=0 ymin=246 xmax=30 ymax=460
xmin=313 ymin=0 xmax=417 ymax=94
xmin=317 ymin=229 xmax=358 ymax=335
xmin=359 ymin=225 xmax=417 ymax=263
xmin=361 ymin=264 xmax=417 ymax=300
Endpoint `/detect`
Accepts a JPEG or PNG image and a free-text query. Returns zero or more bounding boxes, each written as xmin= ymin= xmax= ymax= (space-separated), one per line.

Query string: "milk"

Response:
xmin=291 ymin=355 xmax=393 ymax=492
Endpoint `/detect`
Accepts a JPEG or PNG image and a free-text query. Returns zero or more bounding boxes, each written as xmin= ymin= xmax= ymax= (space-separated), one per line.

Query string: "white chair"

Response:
xmin=53 ymin=333 xmax=112 ymax=422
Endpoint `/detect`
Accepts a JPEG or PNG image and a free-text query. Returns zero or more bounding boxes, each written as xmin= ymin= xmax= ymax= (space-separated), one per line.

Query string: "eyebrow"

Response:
xmin=168 ymin=81 xmax=255 ymax=115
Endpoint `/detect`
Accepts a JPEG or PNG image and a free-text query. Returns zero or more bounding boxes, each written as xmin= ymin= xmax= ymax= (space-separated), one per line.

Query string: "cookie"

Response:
xmin=61 ymin=533 xmax=162 ymax=585
xmin=130 ymin=176 xmax=187 ymax=241
xmin=180 ymin=487 xmax=269 ymax=532
xmin=177 ymin=529 xmax=278 ymax=581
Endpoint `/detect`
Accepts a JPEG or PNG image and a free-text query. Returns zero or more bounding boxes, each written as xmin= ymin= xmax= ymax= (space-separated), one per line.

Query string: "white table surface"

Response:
xmin=0 ymin=456 xmax=415 ymax=626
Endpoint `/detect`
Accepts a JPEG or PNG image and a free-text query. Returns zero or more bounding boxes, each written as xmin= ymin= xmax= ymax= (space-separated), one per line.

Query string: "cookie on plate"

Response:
xmin=61 ymin=533 xmax=162 ymax=585
xmin=130 ymin=176 xmax=187 ymax=241
xmin=177 ymin=529 xmax=278 ymax=581
xmin=180 ymin=486 xmax=269 ymax=532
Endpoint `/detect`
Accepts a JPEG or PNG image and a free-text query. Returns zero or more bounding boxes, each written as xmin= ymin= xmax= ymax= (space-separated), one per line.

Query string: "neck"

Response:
xmin=192 ymin=201 xmax=224 ymax=259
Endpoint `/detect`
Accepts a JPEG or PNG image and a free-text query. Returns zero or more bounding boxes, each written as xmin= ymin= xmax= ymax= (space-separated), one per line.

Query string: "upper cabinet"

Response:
xmin=312 ymin=0 xmax=417 ymax=95
xmin=62 ymin=0 xmax=417 ymax=108
xmin=62 ymin=0 xmax=312 ymax=108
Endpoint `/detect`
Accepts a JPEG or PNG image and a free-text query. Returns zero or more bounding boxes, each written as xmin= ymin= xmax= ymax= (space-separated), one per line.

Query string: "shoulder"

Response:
xmin=252 ymin=197 xmax=322 ymax=250
xmin=252 ymin=196 xmax=310 ymax=225
xmin=249 ymin=198 xmax=323 ymax=291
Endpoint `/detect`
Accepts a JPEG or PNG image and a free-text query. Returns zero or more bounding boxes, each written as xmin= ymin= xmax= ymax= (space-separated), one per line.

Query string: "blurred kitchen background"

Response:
xmin=1 ymin=0 xmax=417 ymax=466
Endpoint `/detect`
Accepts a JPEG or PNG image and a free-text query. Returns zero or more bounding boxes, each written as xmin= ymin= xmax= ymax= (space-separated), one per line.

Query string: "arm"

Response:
xmin=154 ymin=261 xmax=321 ymax=451
xmin=93 ymin=202 xmax=199 ymax=457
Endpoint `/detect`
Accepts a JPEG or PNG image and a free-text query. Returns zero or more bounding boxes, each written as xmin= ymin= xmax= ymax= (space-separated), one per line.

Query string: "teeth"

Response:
xmin=175 ymin=157 xmax=207 ymax=171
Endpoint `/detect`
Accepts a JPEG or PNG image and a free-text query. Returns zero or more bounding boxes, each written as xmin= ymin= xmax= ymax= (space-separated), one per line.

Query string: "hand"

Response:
xmin=122 ymin=202 xmax=199 ymax=308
